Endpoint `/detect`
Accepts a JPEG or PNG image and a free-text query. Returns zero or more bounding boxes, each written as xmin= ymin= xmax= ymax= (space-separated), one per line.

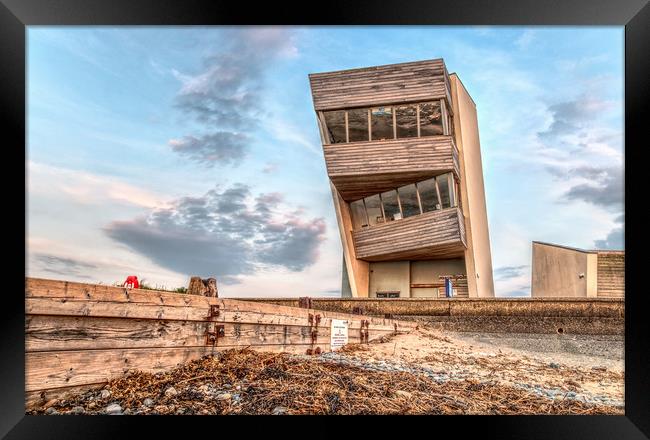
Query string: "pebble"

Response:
xmin=71 ymin=406 xmax=85 ymax=415
xmin=123 ymin=408 xmax=132 ymax=415
xmin=45 ymin=407 xmax=58 ymax=415
xmin=105 ymin=403 xmax=122 ymax=415
xmin=549 ymin=362 xmax=560 ymax=369
xmin=165 ymin=387 xmax=178 ymax=397
xmin=143 ymin=398 xmax=154 ymax=407
xmin=272 ymin=406 xmax=288 ymax=415
xmin=43 ymin=399 xmax=58 ymax=409
xmin=216 ymin=393 xmax=232 ymax=401
xmin=394 ymin=390 xmax=412 ymax=399
xmin=100 ymin=389 xmax=111 ymax=399
xmin=223 ymin=383 xmax=232 ymax=389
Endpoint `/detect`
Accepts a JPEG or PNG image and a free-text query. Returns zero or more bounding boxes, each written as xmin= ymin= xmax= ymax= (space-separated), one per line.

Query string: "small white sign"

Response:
xmin=331 ymin=319 xmax=349 ymax=350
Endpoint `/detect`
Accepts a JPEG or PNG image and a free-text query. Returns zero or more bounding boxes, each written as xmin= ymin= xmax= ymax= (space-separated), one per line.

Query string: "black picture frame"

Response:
xmin=1 ymin=0 xmax=648 ymax=438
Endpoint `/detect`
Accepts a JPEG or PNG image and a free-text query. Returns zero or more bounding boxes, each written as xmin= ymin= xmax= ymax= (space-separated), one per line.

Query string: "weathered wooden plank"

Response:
xmin=26 ymin=315 xmax=399 ymax=352
xmin=26 ymin=316 xmax=395 ymax=351
xmin=26 ymin=278 xmax=415 ymax=329
xmin=25 ymin=298 xmax=407 ymax=332
xmin=352 ymin=207 xmax=466 ymax=260
xmin=309 ymin=59 xmax=451 ymax=112
xmin=25 ymin=345 xmax=334 ymax=392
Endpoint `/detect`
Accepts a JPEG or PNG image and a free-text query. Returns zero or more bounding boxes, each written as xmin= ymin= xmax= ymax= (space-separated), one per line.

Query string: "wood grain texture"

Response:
xmin=324 ymin=136 xmax=459 ymax=201
xmin=309 ymin=59 xmax=451 ymax=111
xmin=352 ymin=207 xmax=466 ymax=261
xmin=596 ymin=252 xmax=624 ymax=298
xmin=26 ymin=316 xmax=396 ymax=352
xmin=25 ymin=345 xmax=332 ymax=392
xmin=25 ymin=278 xmax=415 ymax=330
xmin=24 ymin=278 xmax=416 ymax=399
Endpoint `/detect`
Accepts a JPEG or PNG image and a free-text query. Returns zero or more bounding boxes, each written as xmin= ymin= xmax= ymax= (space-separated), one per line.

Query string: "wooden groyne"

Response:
xmin=25 ymin=278 xmax=417 ymax=406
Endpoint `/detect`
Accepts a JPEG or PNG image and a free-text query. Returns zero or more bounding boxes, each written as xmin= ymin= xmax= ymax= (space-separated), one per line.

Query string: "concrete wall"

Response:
xmin=450 ymin=74 xmax=495 ymax=298
xmin=368 ymin=261 xmax=410 ymax=298
xmin=531 ymin=242 xmax=596 ymax=298
xmin=239 ymin=297 xmax=624 ymax=335
xmin=410 ymin=259 xmax=466 ymax=297
xmin=331 ymin=182 xmax=369 ymax=297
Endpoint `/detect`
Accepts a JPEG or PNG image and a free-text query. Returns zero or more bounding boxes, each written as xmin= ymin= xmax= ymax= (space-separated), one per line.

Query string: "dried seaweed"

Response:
xmin=27 ymin=348 xmax=622 ymax=416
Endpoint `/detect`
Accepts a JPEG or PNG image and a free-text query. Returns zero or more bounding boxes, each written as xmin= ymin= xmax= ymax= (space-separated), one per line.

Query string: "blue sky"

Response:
xmin=26 ymin=26 xmax=624 ymax=297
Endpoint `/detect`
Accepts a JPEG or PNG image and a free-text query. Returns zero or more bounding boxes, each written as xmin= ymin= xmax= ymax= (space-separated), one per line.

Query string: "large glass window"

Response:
xmin=419 ymin=101 xmax=443 ymax=136
xmin=417 ymin=178 xmax=441 ymax=212
xmin=398 ymin=184 xmax=421 ymax=218
xmin=350 ymin=199 xmax=368 ymax=229
xmin=349 ymin=174 xmax=459 ymax=231
xmin=395 ymin=105 xmax=418 ymax=138
xmin=323 ymin=110 xmax=346 ymax=143
xmin=347 ymin=108 xmax=369 ymax=142
xmin=371 ymin=106 xmax=394 ymax=141
xmin=364 ymin=194 xmax=383 ymax=226
xmin=381 ymin=190 xmax=401 ymax=221
xmin=437 ymin=173 xmax=452 ymax=208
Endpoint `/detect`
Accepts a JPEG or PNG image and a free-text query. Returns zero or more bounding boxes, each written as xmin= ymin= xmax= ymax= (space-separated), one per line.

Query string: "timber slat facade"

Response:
xmin=324 ymin=136 xmax=459 ymax=201
xmin=352 ymin=207 xmax=466 ymax=261
xmin=597 ymin=251 xmax=625 ymax=298
xmin=309 ymin=59 xmax=451 ymax=111
xmin=25 ymin=278 xmax=416 ymax=404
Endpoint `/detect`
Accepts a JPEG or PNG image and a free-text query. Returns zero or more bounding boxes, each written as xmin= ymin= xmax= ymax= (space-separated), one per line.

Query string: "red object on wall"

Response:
xmin=123 ymin=276 xmax=139 ymax=289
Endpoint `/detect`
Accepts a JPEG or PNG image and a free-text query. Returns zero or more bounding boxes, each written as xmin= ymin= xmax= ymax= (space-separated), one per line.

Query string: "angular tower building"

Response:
xmin=309 ymin=59 xmax=495 ymax=298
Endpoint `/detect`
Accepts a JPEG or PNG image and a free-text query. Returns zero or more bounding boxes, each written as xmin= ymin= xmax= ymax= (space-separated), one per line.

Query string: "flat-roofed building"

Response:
xmin=308 ymin=59 xmax=495 ymax=298
xmin=531 ymin=241 xmax=624 ymax=298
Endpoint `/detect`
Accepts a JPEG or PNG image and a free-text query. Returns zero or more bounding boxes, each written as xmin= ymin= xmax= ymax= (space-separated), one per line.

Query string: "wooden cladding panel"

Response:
xmin=25 ymin=278 xmax=416 ymax=399
xmin=309 ymin=59 xmax=450 ymax=111
xmin=353 ymin=208 xmax=466 ymax=261
xmin=324 ymin=136 xmax=459 ymax=176
xmin=597 ymin=252 xmax=625 ymax=298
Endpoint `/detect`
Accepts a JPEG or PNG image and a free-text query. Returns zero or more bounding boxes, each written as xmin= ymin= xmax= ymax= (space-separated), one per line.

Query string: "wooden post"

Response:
xmin=187 ymin=276 xmax=218 ymax=297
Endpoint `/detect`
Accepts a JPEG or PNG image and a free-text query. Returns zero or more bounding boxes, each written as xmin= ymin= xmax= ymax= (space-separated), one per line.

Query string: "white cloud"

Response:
xmin=28 ymin=161 xmax=166 ymax=209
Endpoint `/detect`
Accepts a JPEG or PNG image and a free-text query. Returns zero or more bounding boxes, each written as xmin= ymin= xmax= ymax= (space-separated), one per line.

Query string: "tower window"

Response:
xmin=323 ymin=110 xmax=346 ymax=143
xmin=419 ymin=101 xmax=444 ymax=136
xmin=371 ymin=106 xmax=394 ymax=141
xmin=398 ymin=184 xmax=421 ymax=218
xmin=348 ymin=108 xmax=370 ymax=142
xmin=395 ymin=104 xmax=418 ymax=138
xmin=380 ymin=190 xmax=401 ymax=222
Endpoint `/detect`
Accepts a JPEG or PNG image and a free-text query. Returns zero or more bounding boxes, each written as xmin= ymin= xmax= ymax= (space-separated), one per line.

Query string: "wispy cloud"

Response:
xmin=28 ymin=161 xmax=165 ymax=208
xmin=34 ymin=253 xmax=98 ymax=278
xmin=168 ymin=28 xmax=299 ymax=165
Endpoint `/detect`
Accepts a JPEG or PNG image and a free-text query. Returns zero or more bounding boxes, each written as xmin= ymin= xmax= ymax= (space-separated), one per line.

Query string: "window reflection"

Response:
xmin=419 ymin=102 xmax=443 ymax=136
xmin=323 ymin=111 xmax=346 ymax=143
xmin=364 ymin=194 xmax=383 ymax=226
xmin=321 ymin=100 xmax=451 ymax=144
xmin=395 ymin=105 xmax=418 ymax=138
xmin=381 ymin=190 xmax=401 ymax=221
xmin=371 ymin=107 xmax=393 ymax=141
xmin=347 ymin=108 xmax=369 ymax=142
xmin=437 ymin=174 xmax=451 ymax=208
xmin=398 ymin=184 xmax=420 ymax=218
xmin=349 ymin=173 xmax=458 ymax=230
xmin=417 ymin=178 xmax=441 ymax=213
